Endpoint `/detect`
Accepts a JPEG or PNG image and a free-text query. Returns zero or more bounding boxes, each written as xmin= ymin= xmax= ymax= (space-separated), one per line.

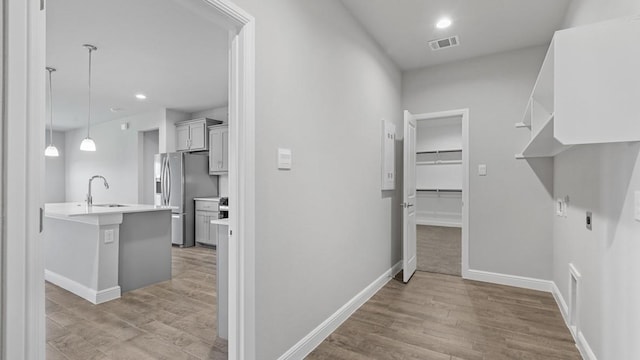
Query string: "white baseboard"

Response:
xmin=550 ymin=282 xmax=596 ymax=360
xmin=45 ymin=270 xmax=121 ymax=305
xmin=576 ymin=331 xmax=597 ymax=360
xmin=277 ymin=261 xmax=403 ymax=360
xmin=416 ymin=219 xmax=462 ymax=228
xmin=464 ymin=269 xmax=553 ymax=292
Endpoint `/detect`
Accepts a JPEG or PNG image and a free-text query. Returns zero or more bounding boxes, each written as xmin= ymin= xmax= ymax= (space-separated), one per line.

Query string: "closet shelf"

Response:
xmin=416 ymin=149 xmax=462 ymax=155
xmin=516 ymin=113 xmax=572 ymax=158
xmin=416 ymin=160 xmax=462 ymax=166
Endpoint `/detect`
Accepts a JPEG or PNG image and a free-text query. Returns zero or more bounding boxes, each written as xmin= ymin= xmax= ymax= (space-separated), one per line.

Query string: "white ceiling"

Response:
xmin=47 ymin=0 xmax=229 ymax=130
xmin=341 ymin=0 xmax=572 ymax=71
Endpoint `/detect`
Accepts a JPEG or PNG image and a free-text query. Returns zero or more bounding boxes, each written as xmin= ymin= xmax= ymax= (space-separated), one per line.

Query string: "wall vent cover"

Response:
xmin=429 ymin=36 xmax=460 ymax=51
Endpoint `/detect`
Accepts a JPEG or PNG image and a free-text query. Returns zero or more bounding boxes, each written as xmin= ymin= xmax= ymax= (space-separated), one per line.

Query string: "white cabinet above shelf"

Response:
xmin=516 ymin=15 xmax=640 ymax=159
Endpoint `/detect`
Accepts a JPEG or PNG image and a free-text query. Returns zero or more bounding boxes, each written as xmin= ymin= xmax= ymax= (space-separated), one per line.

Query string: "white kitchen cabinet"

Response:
xmin=209 ymin=125 xmax=229 ymax=174
xmin=516 ymin=15 xmax=640 ymax=158
xmin=195 ymin=200 xmax=219 ymax=246
xmin=175 ymin=118 xmax=221 ymax=152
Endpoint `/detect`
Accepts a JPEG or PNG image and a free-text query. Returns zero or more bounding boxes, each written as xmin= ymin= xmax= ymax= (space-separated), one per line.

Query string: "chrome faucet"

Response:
xmin=87 ymin=175 xmax=109 ymax=206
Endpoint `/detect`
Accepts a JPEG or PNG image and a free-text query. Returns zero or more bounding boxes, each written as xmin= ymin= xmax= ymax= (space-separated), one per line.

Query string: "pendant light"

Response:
xmin=44 ymin=67 xmax=60 ymax=157
xmin=80 ymin=44 xmax=97 ymax=152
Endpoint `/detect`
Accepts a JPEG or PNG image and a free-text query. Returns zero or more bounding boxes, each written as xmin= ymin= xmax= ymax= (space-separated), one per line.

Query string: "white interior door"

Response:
xmin=403 ymin=110 xmax=417 ymax=283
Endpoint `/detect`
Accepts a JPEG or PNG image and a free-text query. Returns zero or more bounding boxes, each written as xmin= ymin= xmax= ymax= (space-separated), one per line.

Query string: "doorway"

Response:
xmin=2 ymin=0 xmax=255 ymax=358
xmin=403 ymin=109 xmax=469 ymax=281
xmin=415 ymin=115 xmax=463 ymax=276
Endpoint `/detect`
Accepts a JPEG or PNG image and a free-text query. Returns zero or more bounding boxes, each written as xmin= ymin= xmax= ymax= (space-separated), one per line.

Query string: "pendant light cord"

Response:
xmin=87 ymin=46 xmax=93 ymax=138
xmin=47 ymin=68 xmax=54 ymax=146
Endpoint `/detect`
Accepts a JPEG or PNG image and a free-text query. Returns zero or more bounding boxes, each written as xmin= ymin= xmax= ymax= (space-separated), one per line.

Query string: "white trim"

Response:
xmin=411 ymin=109 xmax=470 ymax=278
xmin=44 ymin=270 xmax=121 ymax=305
xmin=3 ymin=0 xmax=46 ymax=358
xmin=277 ymin=261 xmax=403 ymax=360
xmin=95 ymin=287 xmax=122 ymax=304
xmin=465 ymin=269 xmax=553 ymax=292
xmin=197 ymin=1 xmax=256 ymax=359
xmin=551 ymin=281 xmax=569 ymax=320
xmin=576 ymin=331 xmax=597 ymax=360
xmin=551 ymin=281 xmax=596 ymax=360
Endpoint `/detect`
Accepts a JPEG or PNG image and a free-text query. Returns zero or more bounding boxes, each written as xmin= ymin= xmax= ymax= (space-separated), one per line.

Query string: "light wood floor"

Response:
xmin=308 ymin=271 xmax=580 ymax=360
xmin=46 ymin=246 xmax=227 ymax=360
xmin=417 ymin=225 xmax=461 ymax=276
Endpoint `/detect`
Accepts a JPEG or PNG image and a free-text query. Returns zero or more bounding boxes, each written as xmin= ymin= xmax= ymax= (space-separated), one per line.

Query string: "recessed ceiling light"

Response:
xmin=436 ymin=18 xmax=452 ymax=29
xmin=135 ymin=93 xmax=147 ymax=100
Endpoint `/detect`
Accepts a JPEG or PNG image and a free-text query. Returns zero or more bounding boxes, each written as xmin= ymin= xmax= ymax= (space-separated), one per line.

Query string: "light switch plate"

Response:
xmin=478 ymin=164 xmax=487 ymax=176
xmin=635 ymin=191 xmax=640 ymax=221
xmin=104 ymin=229 xmax=114 ymax=244
xmin=278 ymin=148 xmax=292 ymax=170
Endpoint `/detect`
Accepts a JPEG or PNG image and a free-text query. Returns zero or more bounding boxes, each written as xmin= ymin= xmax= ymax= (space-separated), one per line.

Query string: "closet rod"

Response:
xmin=416 ymin=149 xmax=462 ymax=155
xmin=417 ymin=189 xmax=462 ymax=193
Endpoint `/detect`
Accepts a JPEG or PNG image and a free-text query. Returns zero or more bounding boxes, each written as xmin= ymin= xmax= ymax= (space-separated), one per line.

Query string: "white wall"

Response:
xmin=226 ymin=0 xmax=403 ymax=358
xmin=553 ymin=2 xmax=640 ymax=359
xmin=403 ymin=46 xmax=554 ymax=280
xmin=141 ymin=130 xmax=159 ymax=205
xmin=65 ymin=109 xmax=182 ymax=204
xmin=44 ymin=130 xmax=66 ymax=203
xmin=191 ymin=105 xmax=228 ymax=123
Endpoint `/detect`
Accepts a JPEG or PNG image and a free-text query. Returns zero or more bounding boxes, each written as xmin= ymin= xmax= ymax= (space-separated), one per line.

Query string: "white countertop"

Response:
xmin=45 ymin=202 xmax=175 ymax=218
xmin=194 ymin=197 xmax=221 ymax=202
xmin=210 ymin=218 xmax=229 ymax=226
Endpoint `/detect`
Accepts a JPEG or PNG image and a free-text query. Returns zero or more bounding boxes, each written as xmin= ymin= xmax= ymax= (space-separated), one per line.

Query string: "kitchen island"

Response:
xmin=44 ymin=203 xmax=174 ymax=304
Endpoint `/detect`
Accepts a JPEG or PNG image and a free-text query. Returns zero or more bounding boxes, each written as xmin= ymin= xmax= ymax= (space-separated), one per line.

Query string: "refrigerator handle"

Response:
xmin=166 ymin=157 xmax=172 ymax=205
xmin=163 ymin=157 xmax=170 ymax=206
xmin=159 ymin=157 xmax=165 ymax=205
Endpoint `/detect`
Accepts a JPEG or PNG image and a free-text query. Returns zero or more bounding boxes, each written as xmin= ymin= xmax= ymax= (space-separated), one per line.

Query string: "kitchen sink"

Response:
xmin=93 ymin=204 xmax=128 ymax=208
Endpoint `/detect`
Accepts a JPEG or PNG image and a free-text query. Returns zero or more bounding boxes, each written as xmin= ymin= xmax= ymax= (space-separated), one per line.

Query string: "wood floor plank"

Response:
xmin=309 ymin=271 xmax=580 ymax=360
xmin=46 ymin=246 xmax=227 ymax=360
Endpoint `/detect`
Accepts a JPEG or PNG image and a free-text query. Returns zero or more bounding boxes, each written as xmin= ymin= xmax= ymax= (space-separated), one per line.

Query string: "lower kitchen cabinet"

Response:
xmin=195 ymin=208 xmax=218 ymax=246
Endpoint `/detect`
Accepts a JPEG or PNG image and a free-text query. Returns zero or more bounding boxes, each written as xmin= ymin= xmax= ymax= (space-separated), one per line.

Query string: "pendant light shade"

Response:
xmin=45 ymin=67 xmax=60 ymax=157
xmin=81 ymin=44 xmax=98 ymax=152
xmin=80 ymin=138 xmax=96 ymax=151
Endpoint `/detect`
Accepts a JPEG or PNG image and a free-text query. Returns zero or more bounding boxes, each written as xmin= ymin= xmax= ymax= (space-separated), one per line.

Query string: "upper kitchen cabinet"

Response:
xmin=516 ymin=15 xmax=640 ymax=158
xmin=209 ymin=125 xmax=229 ymax=175
xmin=175 ymin=118 xmax=222 ymax=152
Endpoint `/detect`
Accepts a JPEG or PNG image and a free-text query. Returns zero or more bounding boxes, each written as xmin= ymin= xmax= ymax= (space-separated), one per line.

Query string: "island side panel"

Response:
xmin=118 ymin=210 xmax=172 ymax=292
xmin=44 ymin=216 xmax=121 ymax=304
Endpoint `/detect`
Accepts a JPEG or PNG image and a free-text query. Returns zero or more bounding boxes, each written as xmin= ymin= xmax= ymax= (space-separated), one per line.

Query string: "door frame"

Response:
xmin=2 ymin=0 xmax=256 ymax=358
xmin=412 ymin=109 xmax=470 ymax=277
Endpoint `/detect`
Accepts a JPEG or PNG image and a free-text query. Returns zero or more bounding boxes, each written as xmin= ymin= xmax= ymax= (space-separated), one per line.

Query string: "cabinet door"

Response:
xmin=208 ymin=220 xmax=218 ymax=247
xmin=209 ymin=126 xmax=228 ymax=174
xmin=176 ymin=124 xmax=190 ymax=151
xmin=220 ymin=127 xmax=229 ymax=172
xmin=209 ymin=128 xmax=223 ymax=172
xmin=195 ymin=211 xmax=206 ymax=244
xmin=189 ymin=122 xmax=207 ymax=151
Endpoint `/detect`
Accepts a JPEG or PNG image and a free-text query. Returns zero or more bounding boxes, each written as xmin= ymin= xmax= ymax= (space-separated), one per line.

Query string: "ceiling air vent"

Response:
xmin=428 ymin=36 xmax=460 ymax=51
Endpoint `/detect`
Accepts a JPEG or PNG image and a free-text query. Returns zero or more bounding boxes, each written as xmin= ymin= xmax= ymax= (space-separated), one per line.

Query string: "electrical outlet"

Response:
xmin=105 ymin=229 xmax=115 ymax=244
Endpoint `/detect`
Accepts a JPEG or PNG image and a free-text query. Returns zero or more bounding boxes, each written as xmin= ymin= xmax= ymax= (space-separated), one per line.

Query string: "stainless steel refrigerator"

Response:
xmin=154 ymin=152 xmax=218 ymax=247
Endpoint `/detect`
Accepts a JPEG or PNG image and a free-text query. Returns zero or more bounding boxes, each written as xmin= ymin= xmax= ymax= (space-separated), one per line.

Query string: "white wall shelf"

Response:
xmin=518 ymin=114 xmax=573 ymax=158
xmin=517 ymin=16 xmax=640 ymax=159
